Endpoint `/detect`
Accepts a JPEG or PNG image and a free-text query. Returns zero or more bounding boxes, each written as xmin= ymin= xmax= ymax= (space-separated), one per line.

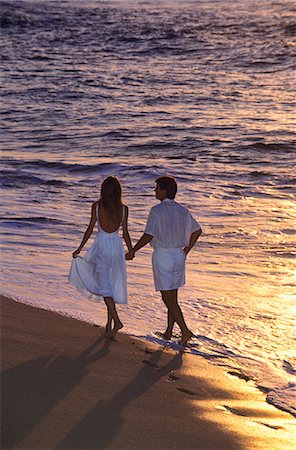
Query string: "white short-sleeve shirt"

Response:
xmin=144 ymin=198 xmax=201 ymax=249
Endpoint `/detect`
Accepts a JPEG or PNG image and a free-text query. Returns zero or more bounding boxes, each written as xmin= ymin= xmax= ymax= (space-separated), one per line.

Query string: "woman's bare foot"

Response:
xmin=179 ymin=330 xmax=193 ymax=347
xmin=105 ymin=322 xmax=112 ymax=335
xmin=107 ymin=321 xmax=123 ymax=339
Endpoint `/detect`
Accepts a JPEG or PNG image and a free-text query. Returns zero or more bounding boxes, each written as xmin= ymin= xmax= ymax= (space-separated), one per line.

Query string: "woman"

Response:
xmin=69 ymin=176 xmax=133 ymax=338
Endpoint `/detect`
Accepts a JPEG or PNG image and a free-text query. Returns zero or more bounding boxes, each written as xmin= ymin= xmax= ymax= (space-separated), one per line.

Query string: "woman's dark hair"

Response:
xmin=99 ymin=176 xmax=123 ymax=222
xmin=156 ymin=175 xmax=177 ymax=199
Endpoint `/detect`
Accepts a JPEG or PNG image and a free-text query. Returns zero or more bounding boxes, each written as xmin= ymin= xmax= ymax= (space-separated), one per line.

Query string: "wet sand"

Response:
xmin=1 ymin=295 xmax=294 ymax=449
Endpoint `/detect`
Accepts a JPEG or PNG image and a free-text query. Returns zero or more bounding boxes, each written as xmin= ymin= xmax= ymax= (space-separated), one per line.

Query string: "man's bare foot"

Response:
xmin=162 ymin=331 xmax=172 ymax=340
xmin=106 ymin=321 xmax=123 ymax=339
xmin=179 ymin=330 xmax=193 ymax=347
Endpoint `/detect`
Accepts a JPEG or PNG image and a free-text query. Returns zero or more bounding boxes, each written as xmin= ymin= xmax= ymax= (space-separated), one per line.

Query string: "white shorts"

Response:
xmin=152 ymin=248 xmax=186 ymax=291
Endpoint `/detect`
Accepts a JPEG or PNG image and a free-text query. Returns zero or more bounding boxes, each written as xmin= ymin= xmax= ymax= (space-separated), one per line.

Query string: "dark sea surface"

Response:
xmin=1 ymin=0 xmax=295 ymax=417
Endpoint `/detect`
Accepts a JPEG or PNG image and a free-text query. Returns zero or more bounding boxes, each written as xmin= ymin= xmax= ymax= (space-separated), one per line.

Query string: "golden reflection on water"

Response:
xmin=189 ymin=190 xmax=296 ymax=310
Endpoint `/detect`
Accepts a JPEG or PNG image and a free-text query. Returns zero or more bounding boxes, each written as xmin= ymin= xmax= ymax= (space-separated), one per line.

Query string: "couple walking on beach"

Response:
xmin=69 ymin=175 xmax=202 ymax=347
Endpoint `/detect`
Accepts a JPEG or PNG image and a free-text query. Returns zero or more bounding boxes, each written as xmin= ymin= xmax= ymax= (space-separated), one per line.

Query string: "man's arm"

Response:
xmin=183 ymin=228 xmax=202 ymax=256
xmin=126 ymin=233 xmax=153 ymax=260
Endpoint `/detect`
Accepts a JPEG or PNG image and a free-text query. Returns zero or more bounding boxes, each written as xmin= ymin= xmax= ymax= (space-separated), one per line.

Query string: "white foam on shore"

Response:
xmin=267 ymin=384 xmax=296 ymax=417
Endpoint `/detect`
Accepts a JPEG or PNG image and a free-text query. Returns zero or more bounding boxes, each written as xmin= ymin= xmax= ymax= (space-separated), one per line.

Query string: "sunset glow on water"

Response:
xmin=1 ymin=0 xmax=295 ymax=416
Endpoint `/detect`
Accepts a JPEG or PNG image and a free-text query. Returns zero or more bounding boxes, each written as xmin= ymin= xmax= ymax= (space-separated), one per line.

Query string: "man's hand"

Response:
xmin=72 ymin=249 xmax=81 ymax=258
xmin=125 ymin=250 xmax=135 ymax=260
xmin=183 ymin=229 xmax=202 ymax=257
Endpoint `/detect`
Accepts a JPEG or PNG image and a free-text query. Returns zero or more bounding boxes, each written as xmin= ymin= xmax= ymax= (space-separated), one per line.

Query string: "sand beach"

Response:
xmin=1 ymin=295 xmax=294 ymax=450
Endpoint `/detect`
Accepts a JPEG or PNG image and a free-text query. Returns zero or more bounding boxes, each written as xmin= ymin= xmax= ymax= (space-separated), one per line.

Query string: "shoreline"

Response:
xmin=1 ymin=294 xmax=295 ymax=449
xmin=1 ymin=290 xmax=294 ymax=419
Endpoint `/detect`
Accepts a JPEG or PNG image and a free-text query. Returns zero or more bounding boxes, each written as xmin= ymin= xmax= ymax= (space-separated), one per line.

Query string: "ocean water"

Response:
xmin=1 ymin=0 xmax=295 ymax=417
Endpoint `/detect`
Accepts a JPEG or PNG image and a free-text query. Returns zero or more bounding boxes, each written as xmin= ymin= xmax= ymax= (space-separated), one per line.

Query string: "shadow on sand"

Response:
xmin=1 ymin=334 xmax=112 ymax=449
xmin=56 ymin=348 xmax=183 ymax=449
xmin=2 ymin=333 xmax=183 ymax=450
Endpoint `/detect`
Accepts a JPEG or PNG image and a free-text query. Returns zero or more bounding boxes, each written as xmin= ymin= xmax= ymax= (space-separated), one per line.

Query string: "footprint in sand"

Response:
xmin=228 ymin=370 xmax=250 ymax=382
xmin=142 ymin=359 xmax=159 ymax=369
xmin=141 ymin=348 xmax=154 ymax=355
xmin=221 ymin=405 xmax=246 ymax=416
xmin=167 ymin=372 xmax=179 ymax=382
xmin=259 ymin=422 xmax=284 ymax=430
xmin=219 ymin=407 xmax=285 ymax=430
xmin=176 ymin=387 xmax=197 ymax=396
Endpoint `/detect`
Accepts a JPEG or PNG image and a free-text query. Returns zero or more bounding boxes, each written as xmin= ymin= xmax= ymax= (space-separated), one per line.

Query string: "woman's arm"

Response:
xmin=72 ymin=202 xmax=97 ymax=258
xmin=122 ymin=205 xmax=133 ymax=253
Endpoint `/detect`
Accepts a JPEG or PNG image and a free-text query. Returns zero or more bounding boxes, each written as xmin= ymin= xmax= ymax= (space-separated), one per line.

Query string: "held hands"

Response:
xmin=125 ymin=249 xmax=135 ymax=260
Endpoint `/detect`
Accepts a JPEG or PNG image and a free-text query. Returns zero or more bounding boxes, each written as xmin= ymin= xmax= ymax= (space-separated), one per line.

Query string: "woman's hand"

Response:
xmin=72 ymin=249 xmax=81 ymax=258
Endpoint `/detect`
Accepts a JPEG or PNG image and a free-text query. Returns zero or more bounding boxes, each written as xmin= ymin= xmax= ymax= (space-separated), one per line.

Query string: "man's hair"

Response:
xmin=156 ymin=176 xmax=177 ymax=199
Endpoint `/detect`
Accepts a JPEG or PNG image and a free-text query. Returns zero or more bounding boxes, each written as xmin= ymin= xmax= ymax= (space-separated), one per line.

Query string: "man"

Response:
xmin=126 ymin=176 xmax=202 ymax=347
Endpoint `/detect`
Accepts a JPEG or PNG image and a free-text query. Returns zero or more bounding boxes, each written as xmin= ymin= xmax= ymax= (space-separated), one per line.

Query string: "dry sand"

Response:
xmin=1 ymin=295 xmax=295 ymax=449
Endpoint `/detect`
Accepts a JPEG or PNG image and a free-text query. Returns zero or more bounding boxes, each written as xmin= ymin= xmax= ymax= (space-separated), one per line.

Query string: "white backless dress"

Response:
xmin=69 ymin=204 xmax=127 ymax=304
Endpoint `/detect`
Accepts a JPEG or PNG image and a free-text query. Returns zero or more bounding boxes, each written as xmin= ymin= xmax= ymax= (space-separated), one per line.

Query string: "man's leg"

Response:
xmin=161 ymin=289 xmax=193 ymax=346
xmin=163 ymin=310 xmax=175 ymax=340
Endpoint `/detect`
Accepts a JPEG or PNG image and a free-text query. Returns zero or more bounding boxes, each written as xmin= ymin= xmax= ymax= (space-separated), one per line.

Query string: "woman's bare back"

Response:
xmin=97 ymin=202 xmax=123 ymax=233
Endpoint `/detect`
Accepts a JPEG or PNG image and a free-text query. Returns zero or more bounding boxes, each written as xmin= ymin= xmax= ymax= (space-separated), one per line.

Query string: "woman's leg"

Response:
xmin=105 ymin=307 xmax=113 ymax=334
xmin=103 ymin=297 xmax=123 ymax=337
